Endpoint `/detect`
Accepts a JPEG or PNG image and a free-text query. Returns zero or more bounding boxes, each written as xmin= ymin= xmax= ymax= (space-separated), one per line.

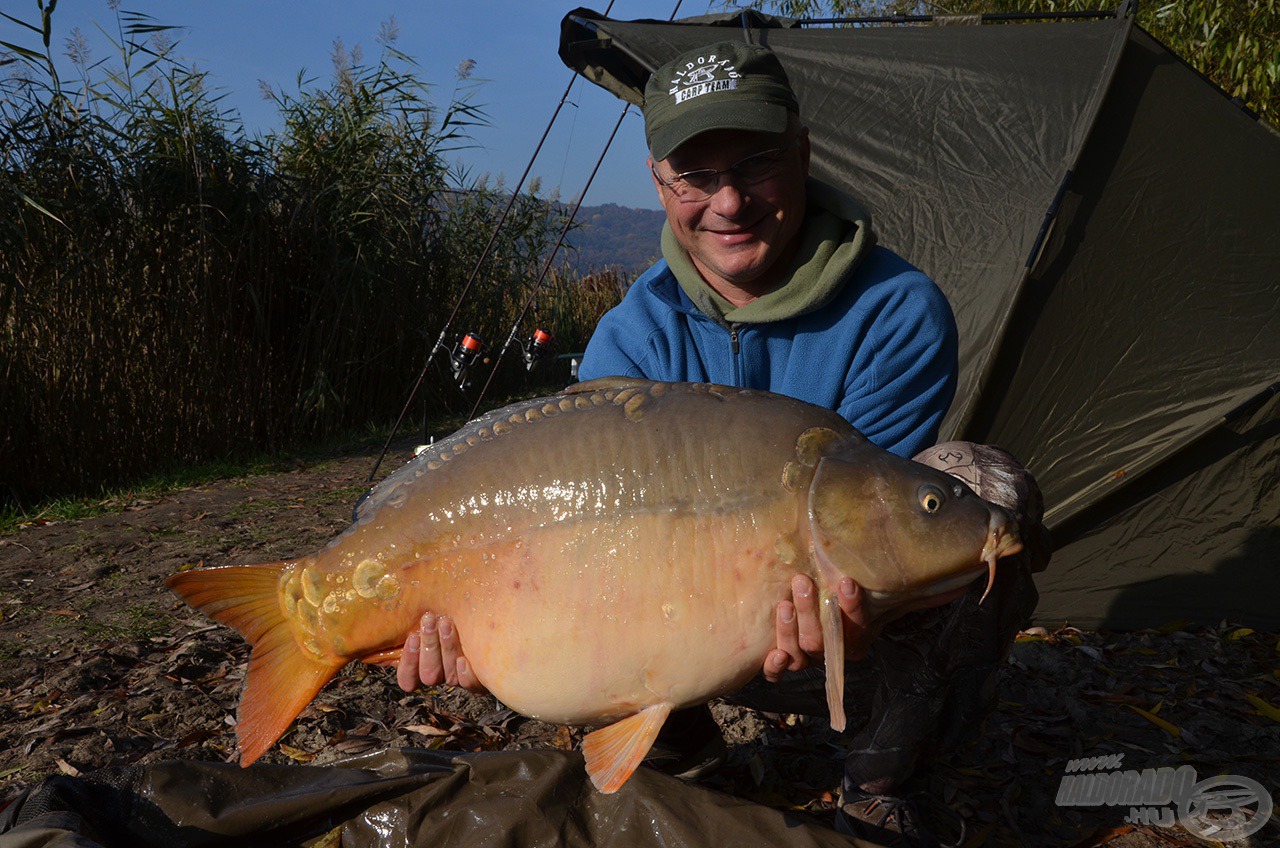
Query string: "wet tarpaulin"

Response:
xmin=0 ymin=749 xmax=866 ymax=848
xmin=559 ymin=7 xmax=1280 ymax=629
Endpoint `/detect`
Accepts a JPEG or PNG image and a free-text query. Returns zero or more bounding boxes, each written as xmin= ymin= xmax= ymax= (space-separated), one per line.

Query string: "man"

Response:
xmin=399 ymin=42 xmax=1044 ymax=846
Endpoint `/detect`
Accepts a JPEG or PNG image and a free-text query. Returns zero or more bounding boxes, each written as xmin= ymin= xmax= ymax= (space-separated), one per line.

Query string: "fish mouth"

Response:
xmin=862 ymin=510 xmax=1024 ymax=615
xmin=862 ymin=566 xmax=987 ymax=612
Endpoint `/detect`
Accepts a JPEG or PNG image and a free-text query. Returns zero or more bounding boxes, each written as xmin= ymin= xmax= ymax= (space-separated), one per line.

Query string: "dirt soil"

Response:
xmin=1 ymin=439 xmax=1277 ymax=846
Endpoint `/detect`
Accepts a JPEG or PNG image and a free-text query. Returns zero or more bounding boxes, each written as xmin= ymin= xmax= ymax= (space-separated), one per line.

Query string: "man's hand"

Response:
xmin=763 ymin=575 xmax=870 ymax=683
xmin=396 ymin=612 xmax=489 ymax=694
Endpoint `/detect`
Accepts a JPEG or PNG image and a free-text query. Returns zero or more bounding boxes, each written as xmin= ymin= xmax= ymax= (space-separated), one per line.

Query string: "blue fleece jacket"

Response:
xmin=578 ymin=245 xmax=958 ymax=459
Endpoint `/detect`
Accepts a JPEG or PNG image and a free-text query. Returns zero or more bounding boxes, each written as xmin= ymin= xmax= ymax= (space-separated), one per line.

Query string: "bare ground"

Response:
xmin=1 ymin=440 xmax=1277 ymax=846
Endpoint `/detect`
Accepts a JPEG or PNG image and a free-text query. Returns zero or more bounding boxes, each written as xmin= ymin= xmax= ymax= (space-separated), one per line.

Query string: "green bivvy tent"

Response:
xmin=559 ymin=4 xmax=1280 ymax=630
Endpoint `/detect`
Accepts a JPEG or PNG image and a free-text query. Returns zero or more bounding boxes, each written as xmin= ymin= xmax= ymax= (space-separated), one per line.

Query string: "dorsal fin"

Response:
xmin=562 ymin=376 xmax=653 ymax=395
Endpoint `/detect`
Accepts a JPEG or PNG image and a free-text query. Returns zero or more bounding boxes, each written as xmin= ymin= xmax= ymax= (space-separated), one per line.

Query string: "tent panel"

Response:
xmin=973 ymin=27 xmax=1280 ymax=522
xmin=788 ymin=20 xmax=1130 ymax=443
xmin=1034 ymin=393 xmax=1280 ymax=629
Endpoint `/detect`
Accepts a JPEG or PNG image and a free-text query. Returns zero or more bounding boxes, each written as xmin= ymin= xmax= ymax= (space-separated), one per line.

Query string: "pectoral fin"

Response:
xmin=581 ymin=702 xmax=673 ymax=794
xmin=821 ymin=593 xmax=846 ymax=732
xmin=361 ymin=646 xmax=404 ymax=667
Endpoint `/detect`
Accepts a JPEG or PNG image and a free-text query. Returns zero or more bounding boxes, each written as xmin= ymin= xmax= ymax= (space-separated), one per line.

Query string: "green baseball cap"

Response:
xmin=644 ymin=42 xmax=799 ymax=161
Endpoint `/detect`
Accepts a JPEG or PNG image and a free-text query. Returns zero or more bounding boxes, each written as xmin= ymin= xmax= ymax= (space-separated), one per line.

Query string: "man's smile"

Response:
xmin=702 ymin=215 xmax=769 ymax=243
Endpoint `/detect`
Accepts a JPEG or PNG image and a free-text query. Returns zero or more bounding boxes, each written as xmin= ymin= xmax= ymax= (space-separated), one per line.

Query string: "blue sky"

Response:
xmin=4 ymin=1 xmax=729 ymax=209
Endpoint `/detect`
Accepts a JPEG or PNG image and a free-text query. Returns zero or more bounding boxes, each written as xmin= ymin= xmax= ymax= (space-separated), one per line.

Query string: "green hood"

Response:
xmin=661 ymin=178 xmax=877 ymax=325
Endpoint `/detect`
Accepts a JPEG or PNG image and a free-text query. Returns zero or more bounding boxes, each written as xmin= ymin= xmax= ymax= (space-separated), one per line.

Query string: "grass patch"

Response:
xmin=313 ymin=484 xmax=373 ymax=507
xmin=75 ymin=605 xmax=170 ymax=641
xmin=0 ymin=421 xmax=404 ymax=534
xmin=226 ymin=497 xmax=286 ymax=520
xmin=0 ymin=385 xmax=560 ymax=536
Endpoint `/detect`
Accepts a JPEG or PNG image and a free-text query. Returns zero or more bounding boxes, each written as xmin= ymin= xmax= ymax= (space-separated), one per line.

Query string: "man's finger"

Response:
xmin=417 ymin=612 xmax=445 ymax=687
xmin=437 ymin=620 xmax=490 ymax=694
xmin=792 ymin=574 xmax=823 ymax=657
xmin=438 ymin=616 xmax=461 ymax=686
xmin=763 ymin=649 xmax=791 ymax=684
xmin=837 ymin=578 xmax=873 ymax=661
xmin=773 ymin=599 xmax=808 ymax=673
xmin=396 ymin=632 xmax=421 ymax=692
xmin=455 ymin=656 xmax=485 ymax=693
xmin=837 ymin=577 xmax=868 ymax=628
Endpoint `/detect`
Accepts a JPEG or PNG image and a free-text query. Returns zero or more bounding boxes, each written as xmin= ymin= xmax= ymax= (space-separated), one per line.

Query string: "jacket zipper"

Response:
xmin=729 ymin=325 xmax=742 ymax=386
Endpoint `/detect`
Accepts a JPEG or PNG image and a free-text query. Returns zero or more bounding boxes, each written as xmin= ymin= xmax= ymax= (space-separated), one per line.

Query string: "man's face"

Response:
xmin=650 ymin=125 xmax=810 ymax=300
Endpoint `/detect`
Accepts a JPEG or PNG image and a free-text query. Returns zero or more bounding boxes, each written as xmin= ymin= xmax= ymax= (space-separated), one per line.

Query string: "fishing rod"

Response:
xmin=465 ymin=0 xmax=685 ymax=421
xmin=366 ymin=1 xmax=621 ymax=484
xmin=466 ymin=105 xmax=633 ymax=422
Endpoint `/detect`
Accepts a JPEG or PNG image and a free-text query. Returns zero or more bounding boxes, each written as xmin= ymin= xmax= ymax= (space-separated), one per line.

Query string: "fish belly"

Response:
xmin=440 ymin=502 xmax=797 ymax=725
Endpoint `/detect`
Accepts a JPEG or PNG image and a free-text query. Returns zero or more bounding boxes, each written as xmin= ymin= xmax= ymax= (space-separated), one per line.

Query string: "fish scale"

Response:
xmin=167 ymin=377 xmax=1022 ymax=793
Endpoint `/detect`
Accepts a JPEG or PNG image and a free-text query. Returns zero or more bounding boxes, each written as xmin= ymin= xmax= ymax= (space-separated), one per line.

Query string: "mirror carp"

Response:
xmin=167 ymin=378 xmax=1022 ymax=793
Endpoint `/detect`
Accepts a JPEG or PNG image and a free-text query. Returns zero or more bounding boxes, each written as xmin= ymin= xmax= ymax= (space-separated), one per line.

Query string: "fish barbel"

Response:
xmin=167 ymin=378 xmax=1023 ymax=792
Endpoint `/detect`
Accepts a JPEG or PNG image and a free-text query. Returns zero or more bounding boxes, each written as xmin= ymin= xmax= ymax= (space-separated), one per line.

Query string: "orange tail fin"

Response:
xmin=581 ymin=703 xmax=672 ymax=794
xmin=166 ymin=564 xmax=343 ymax=765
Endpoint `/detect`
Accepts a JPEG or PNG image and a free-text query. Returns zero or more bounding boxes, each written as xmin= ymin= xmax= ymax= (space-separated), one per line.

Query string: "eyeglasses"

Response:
xmin=651 ymin=136 xmax=798 ymax=203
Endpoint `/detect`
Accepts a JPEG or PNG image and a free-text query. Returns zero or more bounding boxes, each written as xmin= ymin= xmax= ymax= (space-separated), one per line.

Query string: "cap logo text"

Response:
xmin=668 ymin=54 xmax=742 ymax=105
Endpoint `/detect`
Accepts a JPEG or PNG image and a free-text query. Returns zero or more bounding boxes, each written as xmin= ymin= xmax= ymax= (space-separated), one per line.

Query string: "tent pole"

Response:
xmin=798 ymin=10 xmax=1118 ymax=27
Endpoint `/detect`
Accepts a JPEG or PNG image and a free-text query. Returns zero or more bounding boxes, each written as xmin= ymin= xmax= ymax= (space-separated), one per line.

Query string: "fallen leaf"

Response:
xmin=279 ymin=744 xmax=315 ymax=762
xmin=1071 ymin=824 xmax=1134 ymax=847
xmin=403 ymin=724 xmax=450 ymax=737
xmin=966 ymin=821 xmax=994 ymax=845
xmin=309 ymin=825 xmax=344 ymax=848
xmin=1243 ymin=693 xmax=1280 ymax=723
xmin=176 ymin=729 xmax=219 ymax=748
xmin=1228 ymin=627 xmax=1255 ymax=640
xmin=48 ymin=609 xmax=79 ymax=617
xmin=55 ymin=758 xmax=81 ymax=777
xmin=1125 ymin=704 xmax=1181 ymax=738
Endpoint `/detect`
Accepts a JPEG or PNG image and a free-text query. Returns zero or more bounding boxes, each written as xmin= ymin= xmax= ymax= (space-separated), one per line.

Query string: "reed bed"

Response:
xmin=0 ymin=8 xmax=624 ymax=509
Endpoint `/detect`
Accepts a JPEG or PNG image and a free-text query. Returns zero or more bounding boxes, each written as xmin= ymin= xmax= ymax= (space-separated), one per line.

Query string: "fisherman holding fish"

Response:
xmin=397 ymin=42 xmax=1047 ymax=846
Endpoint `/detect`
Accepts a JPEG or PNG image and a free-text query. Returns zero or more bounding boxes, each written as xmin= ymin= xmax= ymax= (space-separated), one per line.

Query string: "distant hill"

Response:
xmin=561 ymin=202 xmax=665 ymax=276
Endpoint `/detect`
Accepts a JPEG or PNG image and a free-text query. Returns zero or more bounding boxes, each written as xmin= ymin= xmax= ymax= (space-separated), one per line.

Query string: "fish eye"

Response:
xmin=919 ymin=485 xmax=945 ymax=513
